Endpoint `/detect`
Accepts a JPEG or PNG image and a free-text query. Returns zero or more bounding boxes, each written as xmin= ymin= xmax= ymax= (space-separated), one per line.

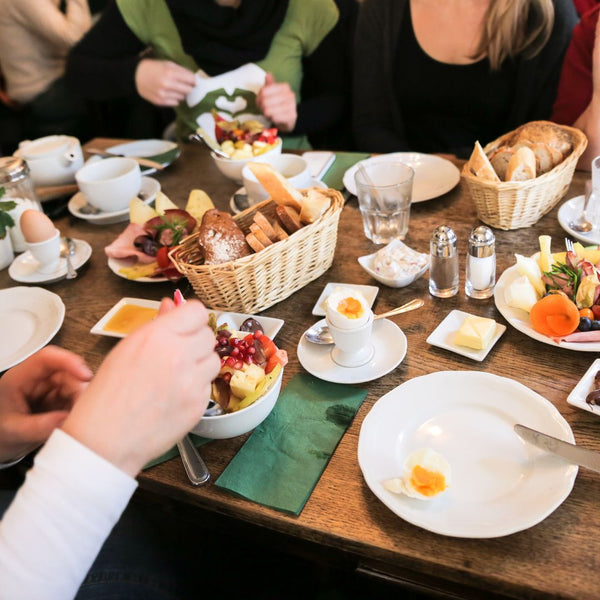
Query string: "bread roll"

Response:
xmin=198 ymin=209 xmax=251 ymax=264
xmin=509 ymin=120 xmax=572 ymax=157
xmin=505 ymin=146 xmax=536 ymax=181
xmin=468 ymin=141 xmax=500 ymax=182
xmin=246 ymin=162 xmax=304 ymax=211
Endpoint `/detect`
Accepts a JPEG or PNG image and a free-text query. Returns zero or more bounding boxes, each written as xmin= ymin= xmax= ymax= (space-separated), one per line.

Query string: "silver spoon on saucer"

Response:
xmin=570 ymin=180 xmax=594 ymax=233
xmin=60 ymin=237 xmax=77 ymax=279
xmin=304 ymin=298 xmax=424 ymax=345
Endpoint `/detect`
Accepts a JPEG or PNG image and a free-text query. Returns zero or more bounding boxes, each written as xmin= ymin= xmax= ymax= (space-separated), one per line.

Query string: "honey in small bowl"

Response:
xmin=103 ymin=303 xmax=158 ymax=335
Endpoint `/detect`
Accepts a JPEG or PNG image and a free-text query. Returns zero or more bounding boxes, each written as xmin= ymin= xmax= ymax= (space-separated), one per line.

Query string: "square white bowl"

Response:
xmin=426 ymin=309 xmax=506 ymax=362
xmin=312 ymin=282 xmax=379 ymax=317
xmin=567 ymin=358 xmax=600 ymax=416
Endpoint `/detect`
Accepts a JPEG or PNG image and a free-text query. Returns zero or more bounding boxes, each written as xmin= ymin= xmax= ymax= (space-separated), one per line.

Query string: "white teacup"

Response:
xmin=75 ymin=157 xmax=142 ymax=213
xmin=241 ymin=154 xmax=312 ymax=205
xmin=327 ymin=311 xmax=375 ymax=368
xmin=26 ymin=228 xmax=60 ymax=273
xmin=19 ymin=135 xmax=84 ymax=187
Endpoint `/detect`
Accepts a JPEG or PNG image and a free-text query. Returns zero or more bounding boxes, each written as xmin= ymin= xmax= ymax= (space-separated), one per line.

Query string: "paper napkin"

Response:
xmin=214 ymin=373 xmax=368 ymax=515
xmin=321 ymin=152 xmax=370 ymax=191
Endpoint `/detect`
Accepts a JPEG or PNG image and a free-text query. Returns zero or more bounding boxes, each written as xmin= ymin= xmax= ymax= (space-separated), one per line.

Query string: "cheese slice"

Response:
xmin=454 ymin=315 xmax=496 ymax=350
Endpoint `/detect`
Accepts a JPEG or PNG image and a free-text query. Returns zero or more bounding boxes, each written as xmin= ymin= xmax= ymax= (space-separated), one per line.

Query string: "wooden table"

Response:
xmin=2 ymin=140 xmax=599 ymax=600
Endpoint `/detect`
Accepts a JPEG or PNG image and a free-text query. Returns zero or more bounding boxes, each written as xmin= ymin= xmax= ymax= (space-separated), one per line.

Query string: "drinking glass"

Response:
xmin=588 ymin=156 xmax=600 ymax=228
xmin=354 ymin=162 xmax=414 ymax=244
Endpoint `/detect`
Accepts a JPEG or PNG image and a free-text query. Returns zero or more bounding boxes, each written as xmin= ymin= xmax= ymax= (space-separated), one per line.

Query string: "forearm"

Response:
xmin=574 ymin=98 xmax=600 ymax=170
xmin=0 ymin=430 xmax=136 ymax=599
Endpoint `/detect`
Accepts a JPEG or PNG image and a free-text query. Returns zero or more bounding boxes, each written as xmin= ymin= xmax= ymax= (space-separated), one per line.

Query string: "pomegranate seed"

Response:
xmin=226 ymin=356 xmax=236 ymax=367
xmin=231 ymin=347 xmax=240 ymax=356
xmin=235 ymin=360 xmax=243 ymax=369
xmin=247 ymin=346 xmax=256 ymax=355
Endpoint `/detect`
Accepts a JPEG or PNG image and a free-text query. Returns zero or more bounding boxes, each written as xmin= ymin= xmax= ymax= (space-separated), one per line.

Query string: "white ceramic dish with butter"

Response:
xmin=427 ymin=310 xmax=506 ymax=361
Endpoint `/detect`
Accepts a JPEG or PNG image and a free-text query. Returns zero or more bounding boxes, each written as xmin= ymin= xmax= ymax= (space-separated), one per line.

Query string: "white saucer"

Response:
xmin=68 ymin=176 xmax=160 ymax=225
xmin=9 ymin=238 xmax=92 ymax=283
xmin=229 ymin=179 xmax=328 ymax=214
xmin=557 ymin=195 xmax=600 ymax=246
xmin=297 ymin=318 xmax=407 ymax=384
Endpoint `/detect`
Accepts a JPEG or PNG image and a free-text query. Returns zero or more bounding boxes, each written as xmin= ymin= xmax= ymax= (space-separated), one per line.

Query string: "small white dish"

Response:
xmin=567 ymin=358 xmax=600 ymax=415
xmin=229 ymin=179 xmax=327 ymax=215
xmin=107 ymin=256 xmax=169 ymax=283
xmin=91 ymin=297 xmax=160 ymax=338
xmin=358 ymin=240 xmax=429 ymax=288
xmin=427 ymin=310 xmax=506 ymax=361
xmin=343 ymin=152 xmax=460 ymax=201
xmin=312 ymin=282 xmax=379 ymax=317
xmin=557 ymin=195 xmax=600 ymax=246
xmin=0 ymin=287 xmax=65 ymax=371
xmin=9 ymin=238 xmax=92 ymax=284
xmin=68 ymin=176 xmax=160 ymax=225
xmin=297 ymin=318 xmax=406 ymax=384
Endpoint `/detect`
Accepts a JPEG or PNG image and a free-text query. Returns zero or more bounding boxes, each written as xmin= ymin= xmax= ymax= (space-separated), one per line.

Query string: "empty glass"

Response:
xmin=354 ymin=162 xmax=414 ymax=244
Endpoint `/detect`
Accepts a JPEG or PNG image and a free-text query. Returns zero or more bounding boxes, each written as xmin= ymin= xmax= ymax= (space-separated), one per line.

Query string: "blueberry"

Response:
xmin=592 ymin=320 xmax=600 ymax=331
xmin=579 ymin=317 xmax=593 ymax=332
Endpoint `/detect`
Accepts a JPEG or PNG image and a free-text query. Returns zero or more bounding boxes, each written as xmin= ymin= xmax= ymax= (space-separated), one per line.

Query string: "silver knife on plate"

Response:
xmin=514 ymin=424 xmax=600 ymax=473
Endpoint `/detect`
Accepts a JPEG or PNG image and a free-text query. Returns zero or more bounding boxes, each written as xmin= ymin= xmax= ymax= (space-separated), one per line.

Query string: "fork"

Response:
xmin=565 ymin=238 xmax=575 ymax=253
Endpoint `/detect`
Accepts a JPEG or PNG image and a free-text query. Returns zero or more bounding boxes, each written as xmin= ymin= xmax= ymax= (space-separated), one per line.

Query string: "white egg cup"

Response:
xmin=25 ymin=229 xmax=60 ymax=273
xmin=327 ymin=311 xmax=375 ymax=368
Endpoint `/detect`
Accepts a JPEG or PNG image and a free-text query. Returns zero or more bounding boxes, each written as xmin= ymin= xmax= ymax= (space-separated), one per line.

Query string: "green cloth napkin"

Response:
xmin=214 ymin=373 xmax=368 ymax=515
xmin=144 ymin=434 xmax=210 ymax=470
xmin=321 ymin=152 xmax=370 ymax=191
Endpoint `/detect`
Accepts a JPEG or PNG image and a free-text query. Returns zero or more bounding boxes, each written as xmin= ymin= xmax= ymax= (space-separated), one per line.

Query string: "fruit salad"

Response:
xmin=210 ymin=315 xmax=287 ymax=413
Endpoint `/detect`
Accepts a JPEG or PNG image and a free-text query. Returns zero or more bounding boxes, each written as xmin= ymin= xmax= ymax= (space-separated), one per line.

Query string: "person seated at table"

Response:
xmin=552 ymin=4 xmax=600 ymax=170
xmin=65 ymin=0 xmax=348 ymax=150
xmin=0 ymin=0 xmax=93 ymax=147
xmin=0 ymin=298 xmax=220 ymax=599
xmin=352 ymin=0 xmax=577 ymax=159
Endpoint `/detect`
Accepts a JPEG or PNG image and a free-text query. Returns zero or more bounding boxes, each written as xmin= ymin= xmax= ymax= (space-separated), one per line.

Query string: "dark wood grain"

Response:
xmin=2 ymin=140 xmax=599 ymax=600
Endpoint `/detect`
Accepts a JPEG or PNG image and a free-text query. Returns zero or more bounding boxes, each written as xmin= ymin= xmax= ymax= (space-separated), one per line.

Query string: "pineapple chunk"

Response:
xmin=155 ymin=191 xmax=178 ymax=215
xmin=538 ymin=235 xmax=553 ymax=273
xmin=229 ymin=363 xmax=266 ymax=399
xmin=515 ymin=254 xmax=546 ymax=297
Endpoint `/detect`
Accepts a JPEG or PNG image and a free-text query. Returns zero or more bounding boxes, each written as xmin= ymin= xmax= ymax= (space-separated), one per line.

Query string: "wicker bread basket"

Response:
xmin=461 ymin=123 xmax=587 ymax=230
xmin=170 ymin=188 xmax=344 ymax=313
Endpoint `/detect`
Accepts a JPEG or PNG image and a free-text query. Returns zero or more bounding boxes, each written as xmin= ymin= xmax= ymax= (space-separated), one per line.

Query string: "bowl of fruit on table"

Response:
xmin=192 ymin=314 xmax=287 ymax=439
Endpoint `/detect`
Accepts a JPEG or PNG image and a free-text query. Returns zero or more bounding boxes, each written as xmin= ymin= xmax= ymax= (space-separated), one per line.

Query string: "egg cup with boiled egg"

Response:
xmin=20 ymin=209 xmax=61 ymax=273
xmin=326 ymin=288 xmax=374 ymax=368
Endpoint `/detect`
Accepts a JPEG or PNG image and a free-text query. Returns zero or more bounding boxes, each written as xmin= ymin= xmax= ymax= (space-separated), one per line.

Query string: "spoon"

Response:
xmin=570 ymin=180 xmax=594 ymax=233
xmin=188 ymin=128 xmax=231 ymax=159
xmin=60 ymin=237 xmax=77 ymax=279
xmin=177 ymin=435 xmax=210 ymax=486
xmin=304 ymin=298 xmax=424 ymax=345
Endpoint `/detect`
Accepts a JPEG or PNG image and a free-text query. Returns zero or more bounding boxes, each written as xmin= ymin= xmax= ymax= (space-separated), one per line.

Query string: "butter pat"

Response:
xmin=454 ymin=315 xmax=496 ymax=350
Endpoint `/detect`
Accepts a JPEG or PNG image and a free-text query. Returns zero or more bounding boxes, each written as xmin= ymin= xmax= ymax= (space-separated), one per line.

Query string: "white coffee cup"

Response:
xmin=75 ymin=157 xmax=142 ymax=213
xmin=26 ymin=228 xmax=60 ymax=273
xmin=18 ymin=135 xmax=84 ymax=187
xmin=241 ymin=154 xmax=312 ymax=205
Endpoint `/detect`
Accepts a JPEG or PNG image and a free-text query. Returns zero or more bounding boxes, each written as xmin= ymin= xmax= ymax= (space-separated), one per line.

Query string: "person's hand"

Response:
xmin=0 ymin=346 xmax=93 ymax=463
xmin=134 ymin=59 xmax=196 ymax=107
xmin=256 ymin=72 xmax=297 ymax=132
xmin=61 ymin=299 xmax=220 ymax=477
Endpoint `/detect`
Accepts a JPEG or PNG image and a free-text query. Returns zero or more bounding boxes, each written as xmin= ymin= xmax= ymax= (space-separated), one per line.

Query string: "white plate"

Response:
xmin=567 ymin=358 xmax=600 ymax=416
xmin=68 ymin=176 xmax=160 ymax=225
xmin=91 ymin=299 xmax=285 ymax=340
xmin=0 ymin=287 xmax=65 ymax=371
xmin=426 ymin=310 xmax=506 ymax=361
xmin=358 ymin=371 xmax=577 ymax=538
xmin=312 ymin=282 xmax=379 ymax=317
xmin=494 ymin=264 xmax=600 ymax=352
xmin=297 ymin=318 xmax=406 ymax=383
xmin=229 ymin=179 xmax=328 ymax=214
xmin=98 ymin=140 xmax=180 ymax=175
xmin=343 ymin=152 xmax=460 ymax=202
xmin=557 ymin=195 xmax=600 ymax=246
xmin=358 ymin=240 xmax=430 ymax=288
xmin=107 ymin=256 xmax=170 ymax=283
xmin=9 ymin=238 xmax=92 ymax=284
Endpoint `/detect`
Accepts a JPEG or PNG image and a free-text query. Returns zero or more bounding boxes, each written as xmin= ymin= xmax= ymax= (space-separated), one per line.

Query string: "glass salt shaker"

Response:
xmin=0 ymin=156 xmax=43 ymax=252
xmin=429 ymin=225 xmax=459 ymax=298
xmin=465 ymin=225 xmax=496 ymax=299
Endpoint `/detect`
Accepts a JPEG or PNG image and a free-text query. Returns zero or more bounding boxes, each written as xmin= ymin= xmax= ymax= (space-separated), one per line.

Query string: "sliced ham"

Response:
xmin=104 ymin=223 xmax=155 ymax=264
xmin=559 ymin=330 xmax=600 ymax=343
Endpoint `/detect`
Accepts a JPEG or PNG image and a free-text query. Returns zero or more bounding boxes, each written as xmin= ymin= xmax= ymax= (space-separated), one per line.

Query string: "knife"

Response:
xmin=85 ymin=148 xmax=164 ymax=171
xmin=514 ymin=424 xmax=600 ymax=473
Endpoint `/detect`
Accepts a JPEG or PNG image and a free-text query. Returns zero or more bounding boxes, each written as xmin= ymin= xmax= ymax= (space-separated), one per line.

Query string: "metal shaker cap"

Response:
xmin=430 ymin=225 xmax=457 ymax=257
xmin=468 ymin=225 xmax=495 ymax=258
xmin=0 ymin=156 xmax=30 ymax=184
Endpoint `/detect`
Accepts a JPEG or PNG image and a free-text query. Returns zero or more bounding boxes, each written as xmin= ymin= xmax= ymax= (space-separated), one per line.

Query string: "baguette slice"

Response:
xmin=468 ymin=141 xmax=500 ymax=182
xmin=299 ymin=189 xmax=331 ymax=224
xmin=488 ymin=146 xmax=514 ymax=181
xmin=505 ymin=146 xmax=536 ymax=181
xmin=253 ymin=211 xmax=278 ymax=242
xmin=246 ymin=232 xmax=266 ymax=253
xmin=249 ymin=223 xmax=274 ymax=247
xmin=276 ymin=204 xmax=302 ymax=233
xmin=247 ymin=162 xmax=304 ymax=211
xmin=272 ymin=221 xmax=289 ymax=241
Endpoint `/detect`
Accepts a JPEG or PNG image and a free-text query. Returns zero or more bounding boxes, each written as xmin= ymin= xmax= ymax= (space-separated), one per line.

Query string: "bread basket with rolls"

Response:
xmin=169 ymin=163 xmax=344 ymax=313
xmin=461 ymin=120 xmax=587 ymax=230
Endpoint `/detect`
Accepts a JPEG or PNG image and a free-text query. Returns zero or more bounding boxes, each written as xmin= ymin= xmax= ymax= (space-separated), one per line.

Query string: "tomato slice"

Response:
xmin=156 ymin=246 xmax=171 ymax=269
xmin=265 ymin=349 xmax=288 ymax=374
xmin=258 ymin=335 xmax=277 ymax=359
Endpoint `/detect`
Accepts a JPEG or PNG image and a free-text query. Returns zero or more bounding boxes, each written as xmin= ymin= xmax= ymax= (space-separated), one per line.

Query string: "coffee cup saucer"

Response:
xmin=9 ymin=238 xmax=92 ymax=283
xmin=297 ymin=318 xmax=407 ymax=384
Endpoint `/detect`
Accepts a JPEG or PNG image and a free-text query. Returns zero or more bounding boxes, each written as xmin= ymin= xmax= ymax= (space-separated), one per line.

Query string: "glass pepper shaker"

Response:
xmin=429 ymin=225 xmax=459 ymax=298
xmin=465 ymin=225 xmax=496 ymax=299
xmin=0 ymin=157 xmax=43 ymax=253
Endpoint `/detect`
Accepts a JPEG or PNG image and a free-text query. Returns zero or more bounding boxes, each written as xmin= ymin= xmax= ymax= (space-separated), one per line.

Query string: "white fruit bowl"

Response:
xmin=210 ymin=138 xmax=282 ymax=184
xmin=191 ymin=367 xmax=284 ymax=439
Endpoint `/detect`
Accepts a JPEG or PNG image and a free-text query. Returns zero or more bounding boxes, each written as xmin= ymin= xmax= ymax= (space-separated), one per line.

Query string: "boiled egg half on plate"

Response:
xmin=384 ymin=448 xmax=451 ymax=500
xmin=326 ymin=287 xmax=371 ymax=329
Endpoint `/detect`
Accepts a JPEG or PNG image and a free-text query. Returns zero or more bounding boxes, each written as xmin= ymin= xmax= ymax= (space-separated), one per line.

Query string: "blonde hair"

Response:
xmin=474 ymin=0 xmax=554 ymax=70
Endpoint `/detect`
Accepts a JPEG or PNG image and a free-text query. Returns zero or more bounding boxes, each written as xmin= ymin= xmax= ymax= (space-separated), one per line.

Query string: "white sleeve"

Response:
xmin=0 ymin=429 xmax=138 ymax=600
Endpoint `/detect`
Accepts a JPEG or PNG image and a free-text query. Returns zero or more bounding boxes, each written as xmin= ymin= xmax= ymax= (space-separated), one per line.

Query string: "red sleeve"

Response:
xmin=552 ymin=6 xmax=599 ymax=125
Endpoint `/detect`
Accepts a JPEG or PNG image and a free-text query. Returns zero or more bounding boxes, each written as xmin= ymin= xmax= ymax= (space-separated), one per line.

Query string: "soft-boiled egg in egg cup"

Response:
xmin=383 ymin=448 xmax=451 ymax=500
xmin=326 ymin=287 xmax=371 ymax=330
xmin=20 ymin=209 xmax=61 ymax=273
